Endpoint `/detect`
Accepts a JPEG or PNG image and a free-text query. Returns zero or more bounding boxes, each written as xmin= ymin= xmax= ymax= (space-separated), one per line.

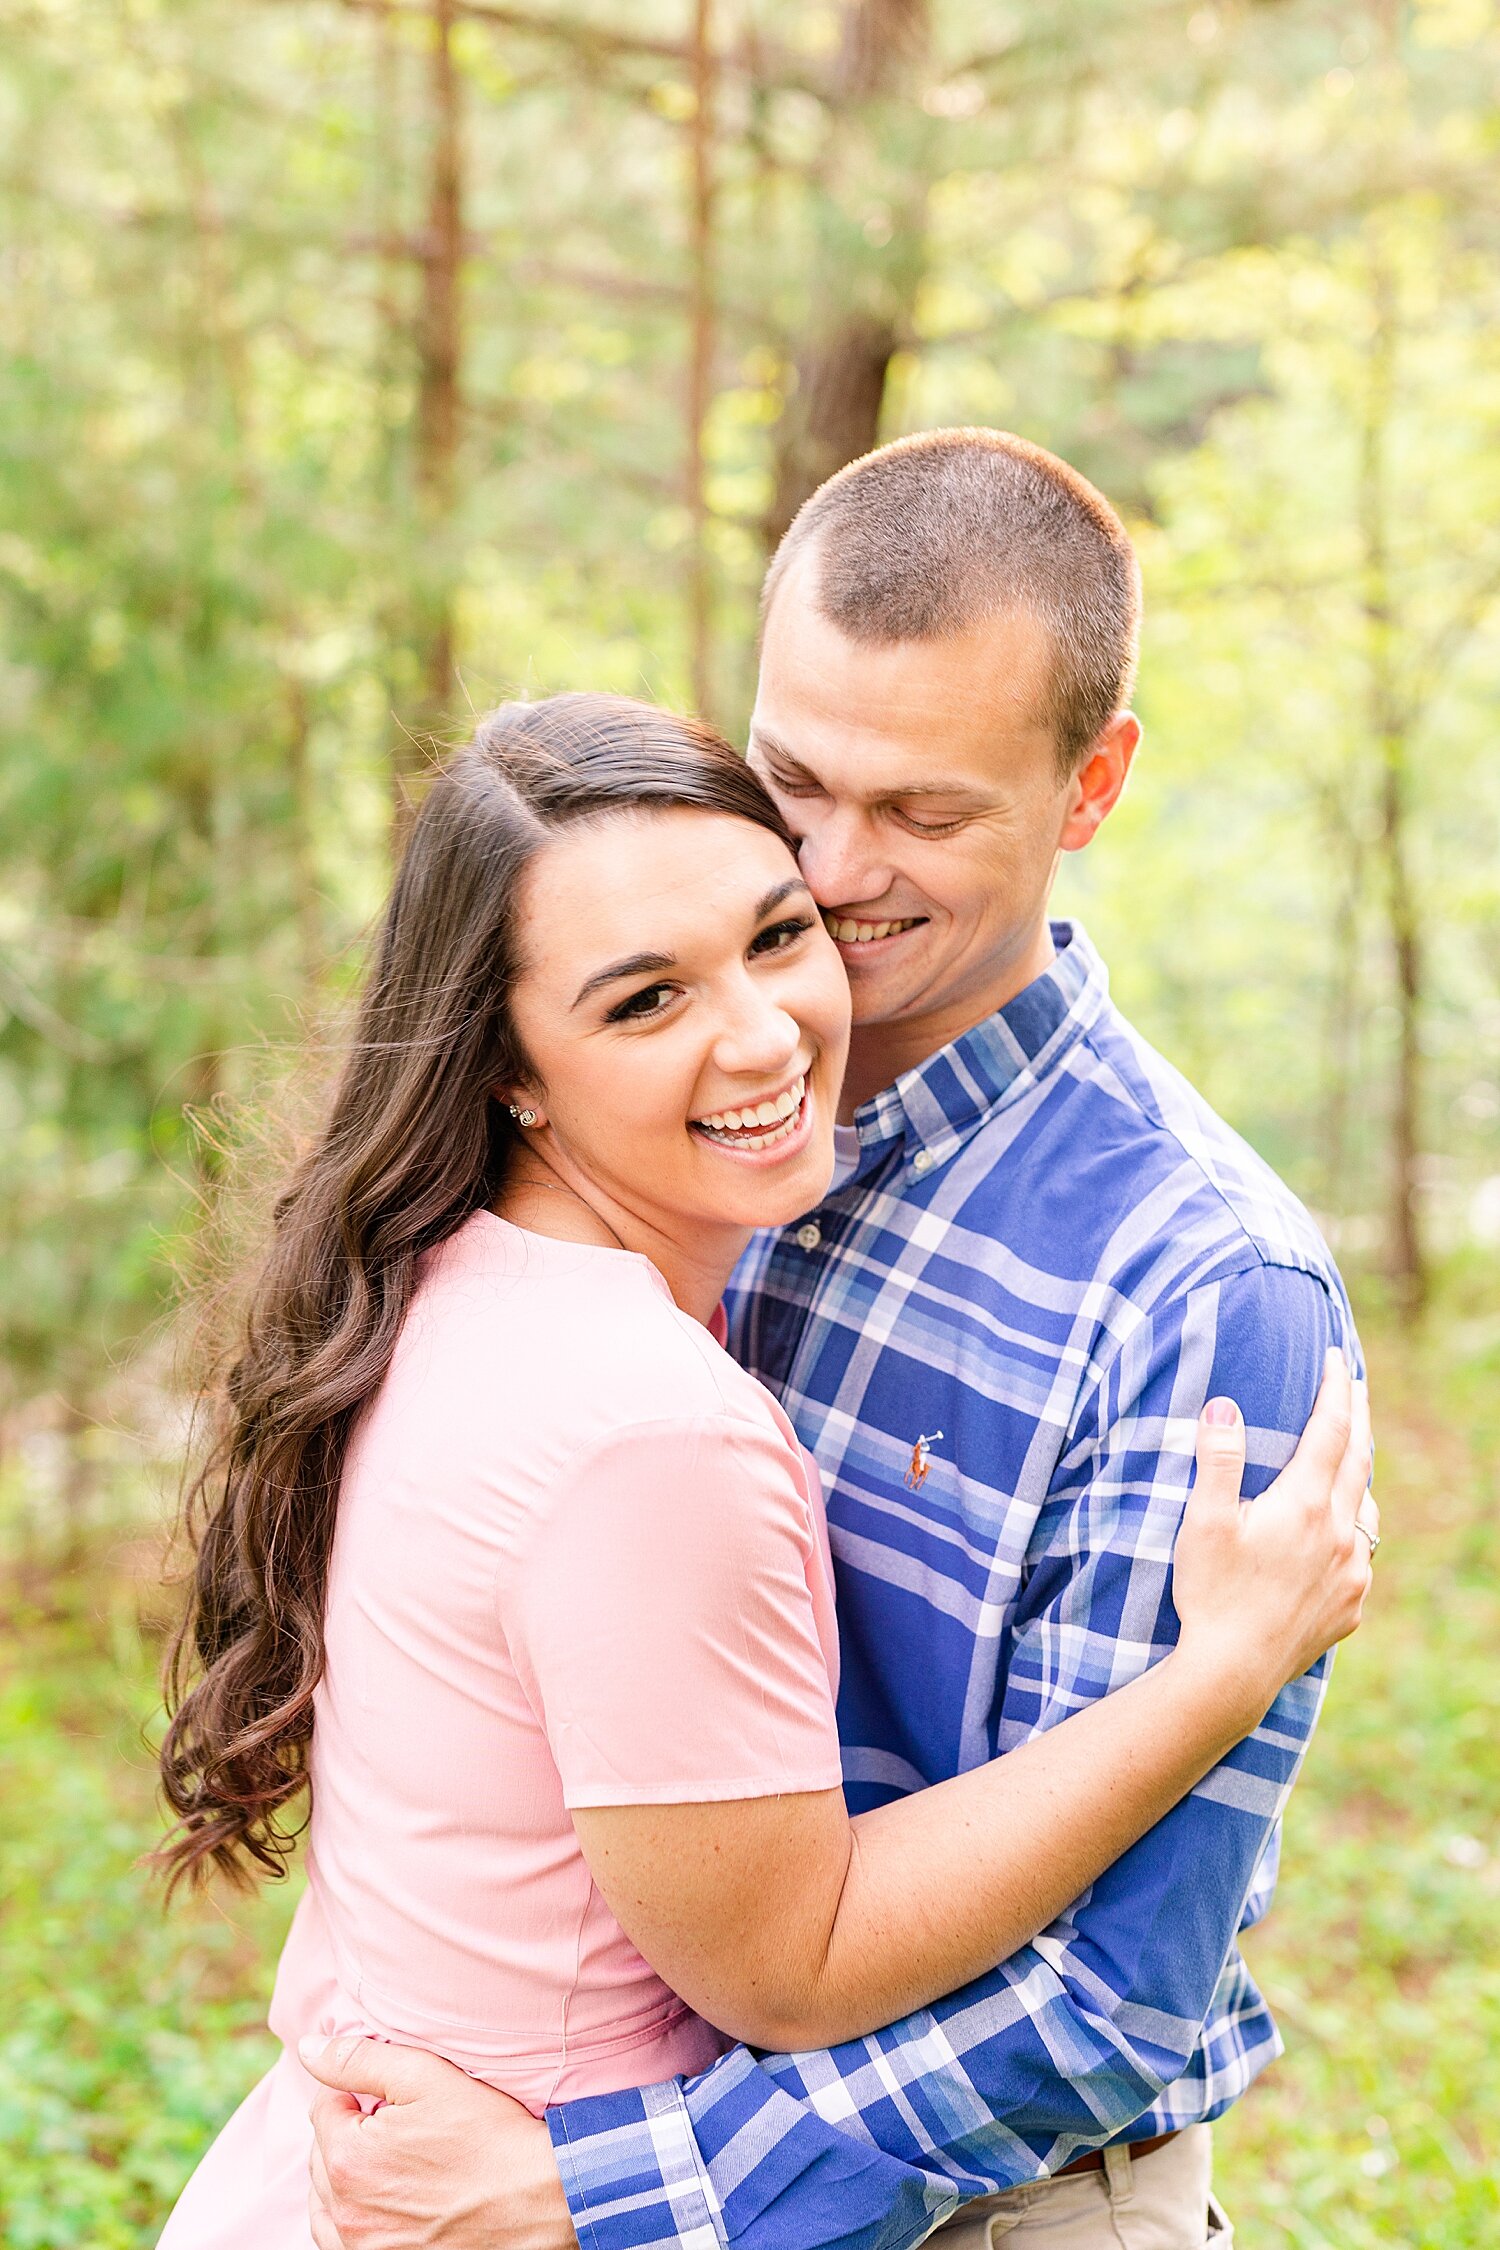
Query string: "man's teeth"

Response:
xmin=824 ymin=915 xmax=920 ymax=944
xmin=695 ymin=1076 xmax=807 ymax=1148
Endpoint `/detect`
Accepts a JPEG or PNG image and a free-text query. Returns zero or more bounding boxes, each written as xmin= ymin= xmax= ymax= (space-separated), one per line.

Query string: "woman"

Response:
xmin=156 ymin=694 xmax=1371 ymax=2246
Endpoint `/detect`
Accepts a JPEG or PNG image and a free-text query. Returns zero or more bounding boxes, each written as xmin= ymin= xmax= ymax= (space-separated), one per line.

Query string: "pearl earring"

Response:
xmin=508 ymin=1103 xmax=538 ymax=1128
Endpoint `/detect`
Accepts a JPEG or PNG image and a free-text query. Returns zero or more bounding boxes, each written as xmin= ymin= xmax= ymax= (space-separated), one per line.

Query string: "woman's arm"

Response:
xmin=573 ymin=1354 xmax=1373 ymax=2052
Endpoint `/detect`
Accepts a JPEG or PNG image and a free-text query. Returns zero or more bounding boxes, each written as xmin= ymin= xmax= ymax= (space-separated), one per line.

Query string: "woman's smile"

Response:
xmin=691 ymin=1070 xmax=812 ymax=1156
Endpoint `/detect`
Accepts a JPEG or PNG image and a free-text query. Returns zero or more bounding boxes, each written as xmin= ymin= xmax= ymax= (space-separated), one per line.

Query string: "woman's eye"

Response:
xmin=607 ymin=983 xmax=676 ymax=1023
xmin=750 ymin=915 xmax=813 ymax=958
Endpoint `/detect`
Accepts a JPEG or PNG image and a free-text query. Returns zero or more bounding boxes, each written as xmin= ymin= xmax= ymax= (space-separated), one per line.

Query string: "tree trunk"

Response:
xmin=286 ymin=676 xmax=323 ymax=987
xmin=396 ymin=0 xmax=465 ymax=845
xmin=686 ymin=0 xmax=717 ymax=720
xmin=1360 ymin=245 xmax=1425 ymax=1319
xmin=368 ymin=7 xmax=417 ymax=851
xmin=372 ymin=4 xmax=407 ymax=498
xmin=764 ymin=0 xmax=931 ymax=550
xmin=58 ymin=1395 xmax=92 ymax=1569
xmin=1318 ymin=795 xmax=1364 ymax=1226
xmin=1380 ymin=737 xmax=1424 ymax=1315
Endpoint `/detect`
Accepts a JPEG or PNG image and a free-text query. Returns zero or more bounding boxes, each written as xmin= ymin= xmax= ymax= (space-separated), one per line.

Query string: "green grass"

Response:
xmin=1216 ymin=1280 xmax=1500 ymax=2246
xmin=1 ymin=1283 xmax=1497 ymax=2247
xmin=0 ymin=1559 xmax=298 ymax=2250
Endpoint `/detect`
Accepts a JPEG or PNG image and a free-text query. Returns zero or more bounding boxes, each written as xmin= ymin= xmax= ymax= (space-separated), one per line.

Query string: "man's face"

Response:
xmin=749 ymin=554 xmax=1124 ymax=1056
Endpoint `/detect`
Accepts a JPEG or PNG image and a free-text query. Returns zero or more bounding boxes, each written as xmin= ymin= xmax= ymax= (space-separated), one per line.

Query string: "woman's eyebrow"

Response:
xmin=572 ymin=949 xmax=675 ymax=1010
xmin=572 ymin=880 xmax=811 ymax=1010
xmin=754 ymin=876 xmax=812 ymax=919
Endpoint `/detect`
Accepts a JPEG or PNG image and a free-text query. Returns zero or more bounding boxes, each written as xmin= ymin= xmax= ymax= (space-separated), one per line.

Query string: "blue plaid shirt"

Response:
xmin=548 ymin=923 xmax=1357 ymax=2250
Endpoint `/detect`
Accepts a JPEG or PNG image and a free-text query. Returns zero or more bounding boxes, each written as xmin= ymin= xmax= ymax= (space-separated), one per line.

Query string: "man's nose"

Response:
xmin=795 ymin=806 xmax=892 ymax=910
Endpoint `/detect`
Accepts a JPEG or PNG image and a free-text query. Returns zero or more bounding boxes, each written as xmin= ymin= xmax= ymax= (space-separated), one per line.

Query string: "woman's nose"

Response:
xmin=713 ymin=987 xmax=802 ymax=1080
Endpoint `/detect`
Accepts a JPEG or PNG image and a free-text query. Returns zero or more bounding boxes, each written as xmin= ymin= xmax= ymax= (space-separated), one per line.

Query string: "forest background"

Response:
xmin=0 ymin=0 xmax=1497 ymax=2243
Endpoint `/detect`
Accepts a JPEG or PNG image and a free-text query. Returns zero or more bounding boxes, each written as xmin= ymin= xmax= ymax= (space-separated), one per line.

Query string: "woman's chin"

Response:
xmin=706 ymin=1142 xmax=835 ymax=1233
xmin=682 ymin=1085 xmax=833 ymax=1225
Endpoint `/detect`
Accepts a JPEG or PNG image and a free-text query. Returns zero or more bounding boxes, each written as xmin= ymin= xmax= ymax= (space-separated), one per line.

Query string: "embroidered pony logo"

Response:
xmin=904 ymin=1430 xmax=944 ymax=1491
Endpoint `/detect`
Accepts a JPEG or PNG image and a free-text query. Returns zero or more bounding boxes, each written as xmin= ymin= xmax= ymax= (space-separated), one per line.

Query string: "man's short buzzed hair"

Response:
xmin=761 ymin=428 xmax=1141 ymax=773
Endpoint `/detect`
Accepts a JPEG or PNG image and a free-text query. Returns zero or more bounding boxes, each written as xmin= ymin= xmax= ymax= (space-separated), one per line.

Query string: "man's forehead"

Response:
xmin=755 ymin=586 xmax=1057 ymax=781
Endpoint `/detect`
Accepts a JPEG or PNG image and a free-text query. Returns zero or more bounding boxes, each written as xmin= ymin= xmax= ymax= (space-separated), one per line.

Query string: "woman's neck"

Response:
xmin=495 ymin=1149 xmax=747 ymax=1328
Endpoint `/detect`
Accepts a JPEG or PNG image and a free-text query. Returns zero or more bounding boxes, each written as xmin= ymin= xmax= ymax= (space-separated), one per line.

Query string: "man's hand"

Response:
xmin=300 ymin=2035 xmax=578 ymax=2250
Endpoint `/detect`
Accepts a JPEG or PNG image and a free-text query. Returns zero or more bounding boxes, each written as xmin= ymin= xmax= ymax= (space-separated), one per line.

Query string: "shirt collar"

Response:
xmin=850 ymin=920 xmax=1109 ymax=1177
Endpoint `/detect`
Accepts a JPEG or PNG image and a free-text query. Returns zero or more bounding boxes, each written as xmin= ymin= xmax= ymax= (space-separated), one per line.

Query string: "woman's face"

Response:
xmin=506 ymin=807 xmax=851 ymax=1239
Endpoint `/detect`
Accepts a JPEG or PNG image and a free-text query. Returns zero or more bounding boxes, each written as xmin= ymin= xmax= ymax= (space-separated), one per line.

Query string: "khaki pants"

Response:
xmin=929 ymin=2125 xmax=1233 ymax=2249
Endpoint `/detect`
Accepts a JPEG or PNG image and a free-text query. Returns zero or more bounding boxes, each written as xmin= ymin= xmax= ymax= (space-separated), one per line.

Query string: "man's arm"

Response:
xmin=545 ymin=1259 xmax=1358 ymax=2250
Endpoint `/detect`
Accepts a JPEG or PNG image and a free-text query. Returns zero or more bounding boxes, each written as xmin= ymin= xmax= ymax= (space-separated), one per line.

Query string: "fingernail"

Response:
xmin=298 ymin=2035 xmax=323 ymax=2065
xmin=1203 ymin=1397 xmax=1240 ymax=1426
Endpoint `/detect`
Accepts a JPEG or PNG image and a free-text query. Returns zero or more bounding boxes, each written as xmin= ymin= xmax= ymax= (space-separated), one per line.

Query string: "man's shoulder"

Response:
xmin=1076 ymin=1002 xmax=1341 ymax=1289
xmin=956 ymin=997 xmax=1346 ymax=1317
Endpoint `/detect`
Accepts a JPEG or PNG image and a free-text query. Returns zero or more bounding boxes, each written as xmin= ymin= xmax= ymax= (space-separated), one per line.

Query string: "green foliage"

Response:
xmin=2 ymin=0 xmax=1498 ymax=1426
xmin=0 ymin=1563 xmax=297 ymax=2249
xmin=1216 ymin=1287 xmax=1500 ymax=2245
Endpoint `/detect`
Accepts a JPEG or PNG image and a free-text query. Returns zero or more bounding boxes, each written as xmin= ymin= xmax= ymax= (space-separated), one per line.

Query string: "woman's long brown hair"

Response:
xmin=158 ymin=692 xmax=795 ymax=1890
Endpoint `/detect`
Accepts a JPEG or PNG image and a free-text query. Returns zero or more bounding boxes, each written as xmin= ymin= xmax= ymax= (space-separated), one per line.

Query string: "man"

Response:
xmin=303 ymin=429 xmax=1364 ymax=2249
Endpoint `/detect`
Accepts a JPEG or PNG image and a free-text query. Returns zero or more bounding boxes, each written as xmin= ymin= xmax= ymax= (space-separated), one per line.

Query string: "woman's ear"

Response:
xmin=496 ymin=1084 xmax=545 ymax=1130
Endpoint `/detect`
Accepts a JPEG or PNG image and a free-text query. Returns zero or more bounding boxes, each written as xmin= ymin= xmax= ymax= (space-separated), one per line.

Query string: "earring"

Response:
xmin=508 ymin=1104 xmax=539 ymax=1128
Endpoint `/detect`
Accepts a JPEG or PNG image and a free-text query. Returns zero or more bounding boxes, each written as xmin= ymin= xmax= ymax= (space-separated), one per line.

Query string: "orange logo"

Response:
xmin=904 ymin=1431 xmax=944 ymax=1490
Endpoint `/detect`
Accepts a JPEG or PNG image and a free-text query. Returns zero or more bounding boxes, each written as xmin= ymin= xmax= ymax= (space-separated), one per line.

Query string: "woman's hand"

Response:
xmin=1172 ymin=1347 xmax=1375 ymax=1726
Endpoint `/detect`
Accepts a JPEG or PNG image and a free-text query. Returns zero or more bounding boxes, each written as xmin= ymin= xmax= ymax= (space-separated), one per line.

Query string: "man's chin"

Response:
xmin=845 ymin=976 xmax=932 ymax=1031
xmin=844 ymin=943 xmax=981 ymax=1037
xmin=836 ymin=925 xmax=932 ymax=999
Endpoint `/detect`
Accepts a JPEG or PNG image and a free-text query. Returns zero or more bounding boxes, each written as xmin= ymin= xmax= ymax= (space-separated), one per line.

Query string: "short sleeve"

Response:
xmin=500 ymin=1411 xmax=844 ymax=1809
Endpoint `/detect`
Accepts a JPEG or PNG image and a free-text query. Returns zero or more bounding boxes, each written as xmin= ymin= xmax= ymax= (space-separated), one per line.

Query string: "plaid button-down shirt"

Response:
xmin=548 ymin=922 xmax=1357 ymax=2250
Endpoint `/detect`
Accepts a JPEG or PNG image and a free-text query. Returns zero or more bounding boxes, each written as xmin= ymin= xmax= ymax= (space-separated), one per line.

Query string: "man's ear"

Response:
xmin=1058 ymin=711 xmax=1140 ymax=854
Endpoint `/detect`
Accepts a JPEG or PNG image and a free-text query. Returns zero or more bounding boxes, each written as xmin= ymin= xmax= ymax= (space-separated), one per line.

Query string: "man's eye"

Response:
xmin=750 ymin=915 xmax=813 ymax=957
xmin=607 ymin=983 xmax=676 ymax=1023
xmin=767 ymin=768 xmax=825 ymax=799
xmin=897 ymin=810 xmax=966 ymax=837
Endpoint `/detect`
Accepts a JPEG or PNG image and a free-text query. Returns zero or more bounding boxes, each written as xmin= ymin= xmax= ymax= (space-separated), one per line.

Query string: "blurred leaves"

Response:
xmin=1215 ymin=1293 xmax=1500 ymax=2244
xmin=0 ymin=1575 xmax=296 ymax=2247
xmin=0 ymin=0 xmax=1496 ymax=1530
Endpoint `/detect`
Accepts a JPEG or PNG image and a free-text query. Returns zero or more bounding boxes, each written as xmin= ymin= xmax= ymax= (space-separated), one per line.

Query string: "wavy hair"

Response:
xmin=158 ymin=693 xmax=794 ymax=1889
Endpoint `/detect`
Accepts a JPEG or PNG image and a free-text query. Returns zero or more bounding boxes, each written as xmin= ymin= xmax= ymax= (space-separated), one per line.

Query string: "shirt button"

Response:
xmin=912 ymin=1150 xmax=936 ymax=1175
xmin=794 ymin=1222 xmax=822 ymax=1251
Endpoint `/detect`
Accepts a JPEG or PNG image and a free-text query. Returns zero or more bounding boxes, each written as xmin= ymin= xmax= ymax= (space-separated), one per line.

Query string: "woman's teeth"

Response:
xmin=824 ymin=914 xmax=920 ymax=944
xmin=694 ymin=1075 xmax=807 ymax=1150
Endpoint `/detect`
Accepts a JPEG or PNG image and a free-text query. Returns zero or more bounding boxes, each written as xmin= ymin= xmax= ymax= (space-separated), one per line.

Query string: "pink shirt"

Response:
xmin=268 ymin=1211 xmax=843 ymax=2114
